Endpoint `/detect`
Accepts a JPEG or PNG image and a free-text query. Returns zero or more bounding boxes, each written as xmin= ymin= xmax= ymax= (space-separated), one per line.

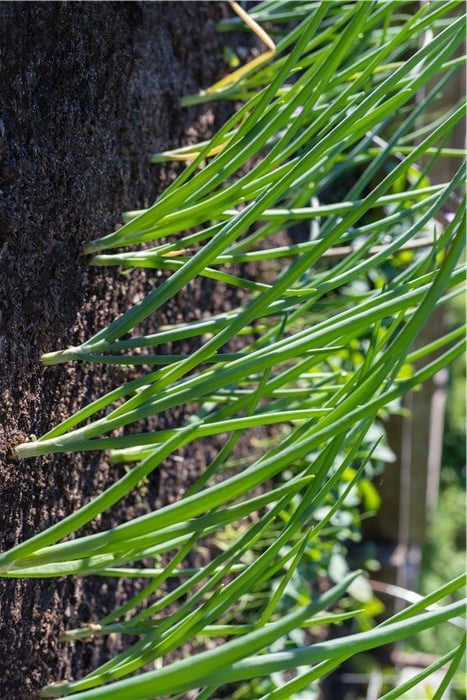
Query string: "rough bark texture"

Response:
xmin=0 ymin=2 xmax=241 ymax=696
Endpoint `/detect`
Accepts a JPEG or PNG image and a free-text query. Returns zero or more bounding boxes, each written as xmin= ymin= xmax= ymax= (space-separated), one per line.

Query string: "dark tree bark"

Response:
xmin=0 ymin=2 xmax=238 ymax=696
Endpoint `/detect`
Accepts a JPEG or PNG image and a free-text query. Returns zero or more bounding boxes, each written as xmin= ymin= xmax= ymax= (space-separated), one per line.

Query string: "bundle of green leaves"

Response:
xmin=3 ymin=1 xmax=465 ymax=698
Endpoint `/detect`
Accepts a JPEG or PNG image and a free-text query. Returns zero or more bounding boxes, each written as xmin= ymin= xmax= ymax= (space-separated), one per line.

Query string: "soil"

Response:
xmin=0 ymin=2 xmax=252 ymax=696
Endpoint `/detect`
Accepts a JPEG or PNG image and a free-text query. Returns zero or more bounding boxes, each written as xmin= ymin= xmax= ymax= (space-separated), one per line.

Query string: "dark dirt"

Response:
xmin=0 ymin=2 xmax=252 ymax=696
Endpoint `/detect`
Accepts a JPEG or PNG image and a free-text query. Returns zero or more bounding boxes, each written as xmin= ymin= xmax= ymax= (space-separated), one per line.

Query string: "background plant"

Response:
xmin=2 ymin=2 xmax=465 ymax=698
